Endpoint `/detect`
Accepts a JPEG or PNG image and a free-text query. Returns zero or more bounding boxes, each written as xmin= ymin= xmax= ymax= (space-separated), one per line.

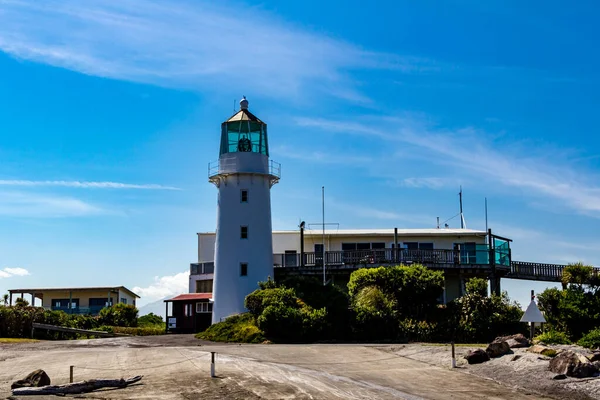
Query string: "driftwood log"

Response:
xmin=12 ymin=376 xmax=143 ymax=395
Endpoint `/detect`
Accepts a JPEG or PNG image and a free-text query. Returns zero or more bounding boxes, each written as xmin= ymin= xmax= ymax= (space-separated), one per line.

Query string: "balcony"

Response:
xmin=208 ymin=158 xmax=281 ymax=186
xmin=273 ymin=248 xmax=509 ymax=270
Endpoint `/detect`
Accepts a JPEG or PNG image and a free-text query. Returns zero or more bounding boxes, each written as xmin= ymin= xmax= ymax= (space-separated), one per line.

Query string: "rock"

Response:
xmin=511 ymin=355 xmax=522 ymax=362
xmin=494 ymin=333 xmax=530 ymax=348
xmin=528 ymin=344 xmax=551 ymax=354
xmin=486 ymin=341 xmax=511 ymax=358
xmin=11 ymin=369 xmax=51 ymax=389
xmin=552 ymin=374 xmax=567 ymax=380
xmin=587 ymin=351 xmax=600 ymax=362
xmin=464 ymin=349 xmax=490 ymax=365
xmin=549 ymin=350 xmax=599 ymax=378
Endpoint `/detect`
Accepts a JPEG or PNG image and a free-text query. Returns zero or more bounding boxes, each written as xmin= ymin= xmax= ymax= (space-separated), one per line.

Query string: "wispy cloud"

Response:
xmin=401 ymin=177 xmax=448 ymax=190
xmin=0 ymin=191 xmax=107 ymax=218
xmin=297 ymin=116 xmax=600 ymax=217
xmin=0 ymin=0 xmax=431 ymax=102
xmin=0 ymin=267 xmax=30 ymax=279
xmin=0 ymin=180 xmax=179 ymax=190
xmin=273 ymin=145 xmax=372 ymax=165
xmin=331 ymin=200 xmax=436 ymax=226
xmin=132 ymin=271 xmax=189 ymax=303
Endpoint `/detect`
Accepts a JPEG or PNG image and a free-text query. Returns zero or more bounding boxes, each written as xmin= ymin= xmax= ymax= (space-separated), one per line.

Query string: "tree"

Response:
xmin=562 ymin=262 xmax=594 ymax=289
xmin=14 ymin=297 xmax=29 ymax=307
xmin=2 ymin=294 xmax=8 ymax=306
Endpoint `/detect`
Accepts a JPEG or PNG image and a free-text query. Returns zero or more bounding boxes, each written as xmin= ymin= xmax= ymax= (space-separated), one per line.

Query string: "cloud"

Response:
xmin=0 ymin=1 xmax=432 ymax=102
xmin=0 ymin=191 xmax=107 ymax=218
xmin=296 ymin=116 xmax=600 ymax=217
xmin=0 ymin=180 xmax=180 ymax=190
xmin=401 ymin=177 xmax=448 ymax=190
xmin=132 ymin=271 xmax=189 ymax=302
xmin=0 ymin=267 xmax=30 ymax=279
xmin=331 ymin=200 xmax=436 ymax=226
xmin=273 ymin=145 xmax=372 ymax=165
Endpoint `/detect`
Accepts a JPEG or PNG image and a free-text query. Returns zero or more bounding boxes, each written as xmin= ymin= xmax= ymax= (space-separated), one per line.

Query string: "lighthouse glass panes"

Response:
xmin=219 ymin=120 xmax=269 ymax=156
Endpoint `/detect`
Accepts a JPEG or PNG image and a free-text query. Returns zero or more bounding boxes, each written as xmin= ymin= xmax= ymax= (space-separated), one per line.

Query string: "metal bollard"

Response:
xmin=210 ymin=352 xmax=216 ymax=378
xmin=70 ymin=366 xmax=74 ymax=383
xmin=451 ymin=342 xmax=456 ymax=368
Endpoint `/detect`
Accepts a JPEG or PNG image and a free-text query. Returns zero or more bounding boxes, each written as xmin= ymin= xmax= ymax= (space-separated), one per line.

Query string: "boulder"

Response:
xmin=11 ymin=369 xmax=51 ymax=389
xmin=587 ymin=351 xmax=600 ymax=362
xmin=464 ymin=349 xmax=490 ymax=365
xmin=486 ymin=341 xmax=511 ymax=358
xmin=552 ymin=374 xmax=567 ymax=380
xmin=494 ymin=333 xmax=530 ymax=348
xmin=528 ymin=344 xmax=551 ymax=354
xmin=549 ymin=350 xmax=599 ymax=378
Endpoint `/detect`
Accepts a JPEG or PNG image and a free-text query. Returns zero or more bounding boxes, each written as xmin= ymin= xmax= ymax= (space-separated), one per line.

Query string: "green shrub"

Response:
xmin=98 ymin=303 xmax=138 ymax=327
xmin=0 ymin=306 xmax=100 ymax=339
xmin=578 ymin=328 xmax=600 ymax=349
xmin=398 ymin=319 xmax=440 ymax=342
xmin=138 ymin=313 xmax=163 ymax=327
xmin=196 ymin=313 xmax=265 ymax=343
xmin=535 ymin=330 xmax=571 ymax=345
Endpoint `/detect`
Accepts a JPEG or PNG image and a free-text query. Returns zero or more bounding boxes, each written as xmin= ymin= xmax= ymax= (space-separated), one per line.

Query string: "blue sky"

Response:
xmin=1 ymin=0 xmax=599 ymax=307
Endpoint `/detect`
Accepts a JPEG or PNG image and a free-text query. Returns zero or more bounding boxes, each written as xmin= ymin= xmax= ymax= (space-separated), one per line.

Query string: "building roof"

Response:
xmin=224 ymin=109 xmax=263 ymax=123
xmin=165 ymin=293 xmax=212 ymax=302
xmin=198 ymin=228 xmax=487 ymax=237
xmin=8 ymin=286 xmax=140 ymax=298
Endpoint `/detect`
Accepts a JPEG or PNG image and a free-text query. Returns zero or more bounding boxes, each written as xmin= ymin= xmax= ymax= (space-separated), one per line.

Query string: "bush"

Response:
xmin=196 ymin=313 xmax=265 ymax=343
xmin=578 ymin=328 xmax=600 ymax=349
xmin=535 ymin=330 xmax=571 ymax=345
xmin=96 ymin=325 xmax=164 ymax=336
xmin=138 ymin=313 xmax=163 ymax=327
xmin=0 ymin=306 xmax=100 ymax=339
xmin=98 ymin=303 xmax=138 ymax=327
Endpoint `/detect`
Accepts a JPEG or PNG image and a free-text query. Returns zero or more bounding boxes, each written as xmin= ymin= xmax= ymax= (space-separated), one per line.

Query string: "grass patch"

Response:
xmin=96 ymin=325 xmax=165 ymax=336
xmin=196 ymin=313 xmax=265 ymax=343
xmin=0 ymin=338 xmax=40 ymax=343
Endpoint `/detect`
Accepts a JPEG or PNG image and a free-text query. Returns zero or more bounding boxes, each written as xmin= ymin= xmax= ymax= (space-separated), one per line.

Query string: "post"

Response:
xmin=69 ymin=291 xmax=72 ymax=314
xmin=322 ymin=186 xmax=326 ymax=286
xmin=451 ymin=341 xmax=456 ymax=368
xmin=165 ymin=302 xmax=169 ymax=333
xmin=69 ymin=366 xmax=74 ymax=383
xmin=300 ymin=222 xmax=305 ymax=267
xmin=488 ymin=228 xmax=500 ymax=296
xmin=530 ymin=290 xmax=535 ymax=340
xmin=9 ymin=292 xmax=12 ymax=306
xmin=210 ymin=352 xmax=216 ymax=378
xmin=394 ymin=228 xmax=398 ymax=263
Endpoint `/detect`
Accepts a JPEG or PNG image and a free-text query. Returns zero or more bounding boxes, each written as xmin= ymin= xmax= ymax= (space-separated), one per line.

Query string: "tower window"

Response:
xmin=241 ymin=189 xmax=248 ymax=203
xmin=240 ymin=263 xmax=248 ymax=276
xmin=240 ymin=226 xmax=248 ymax=239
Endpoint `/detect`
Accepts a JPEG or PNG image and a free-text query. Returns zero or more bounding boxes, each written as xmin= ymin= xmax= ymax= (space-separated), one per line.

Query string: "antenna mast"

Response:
xmin=459 ymin=186 xmax=466 ymax=229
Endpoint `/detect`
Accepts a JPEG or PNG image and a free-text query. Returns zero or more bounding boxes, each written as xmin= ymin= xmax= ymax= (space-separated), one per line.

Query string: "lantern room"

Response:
xmin=219 ymin=96 xmax=269 ymax=157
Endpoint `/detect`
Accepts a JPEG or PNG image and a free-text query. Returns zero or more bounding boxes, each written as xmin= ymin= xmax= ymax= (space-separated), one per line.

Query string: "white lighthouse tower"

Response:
xmin=209 ymin=97 xmax=280 ymax=324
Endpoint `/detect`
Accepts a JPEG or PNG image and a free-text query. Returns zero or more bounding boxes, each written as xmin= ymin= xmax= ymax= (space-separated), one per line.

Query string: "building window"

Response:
xmin=196 ymin=279 xmax=213 ymax=294
xmin=241 ymin=189 xmax=248 ymax=203
xmin=404 ymin=242 xmax=434 ymax=250
xmin=120 ymin=298 xmax=127 ymax=304
xmin=240 ymin=226 xmax=248 ymax=239
xmin=240 ymin=263 xmax=248 ymax=276
xmin=284 ymin=250 xmax=297 ymax=267
xmin=184 ymin=304 xmax=193 ymax=317
xmin=196 ymin=302 xmax=213 ymax=313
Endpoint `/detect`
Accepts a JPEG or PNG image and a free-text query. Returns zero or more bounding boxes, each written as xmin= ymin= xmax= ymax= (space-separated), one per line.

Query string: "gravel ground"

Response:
xmin=385 ymin=343 xmax=600 ymax=400
xmin=0 ymin=336 xmax=556 ymax=400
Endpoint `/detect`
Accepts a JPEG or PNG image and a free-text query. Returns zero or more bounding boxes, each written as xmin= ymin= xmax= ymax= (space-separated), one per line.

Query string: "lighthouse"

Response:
xmin=209 ymin=97 xmax=280 ymax=323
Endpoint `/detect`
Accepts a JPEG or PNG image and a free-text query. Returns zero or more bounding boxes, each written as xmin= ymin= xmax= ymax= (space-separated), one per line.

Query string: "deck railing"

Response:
xmin=273 ymin=248 xmax=499 ymax=268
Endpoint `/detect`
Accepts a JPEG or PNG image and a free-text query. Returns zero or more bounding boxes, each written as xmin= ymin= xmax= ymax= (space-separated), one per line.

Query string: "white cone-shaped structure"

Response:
xmin=520 ymin=300 xmax=546 ymax=323
xmin=209 ymin=97 xmax=280 ymax=324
